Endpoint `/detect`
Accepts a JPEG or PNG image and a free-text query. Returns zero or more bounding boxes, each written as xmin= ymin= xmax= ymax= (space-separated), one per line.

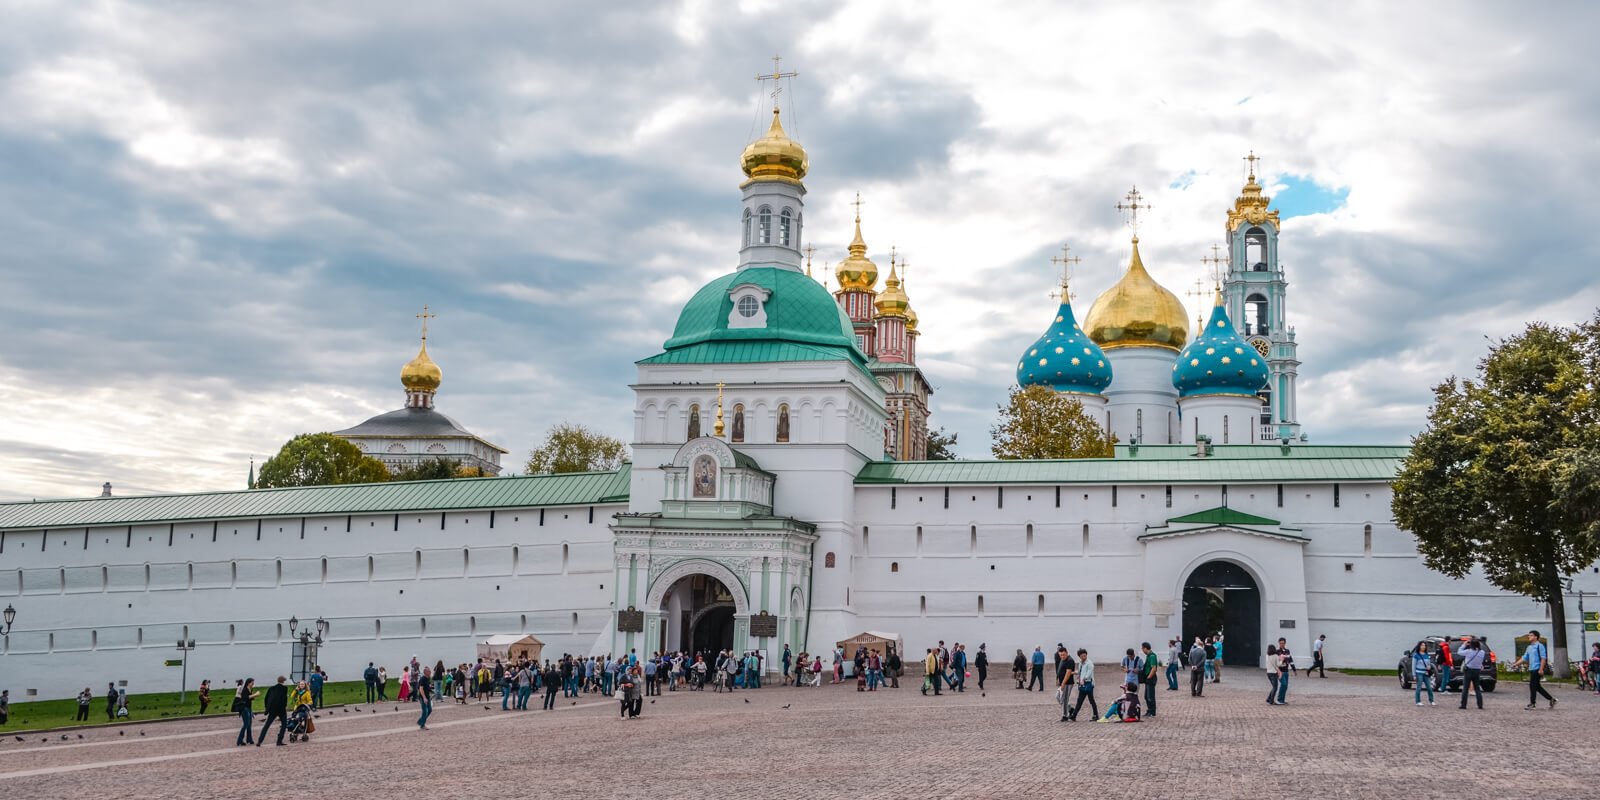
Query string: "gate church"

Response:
xmin=2 ymin=78 xmax=1589 ymax=700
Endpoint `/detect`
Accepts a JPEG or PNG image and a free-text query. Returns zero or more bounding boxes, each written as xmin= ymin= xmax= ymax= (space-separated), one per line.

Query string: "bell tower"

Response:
xmin=1221 ymin=152 xmax=1301 ymax=442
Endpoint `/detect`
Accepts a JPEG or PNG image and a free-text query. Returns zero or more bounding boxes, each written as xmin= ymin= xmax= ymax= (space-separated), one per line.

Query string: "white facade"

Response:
xmin=1103 ymin=346 xmax=1180 ymax=444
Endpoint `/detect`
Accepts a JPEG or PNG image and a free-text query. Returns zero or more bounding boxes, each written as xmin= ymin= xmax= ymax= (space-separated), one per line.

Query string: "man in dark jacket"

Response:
xmin=257 ymin=676 xmax=290 ymax=746
xmin=363 ymin=662 xmax=378 ymax=704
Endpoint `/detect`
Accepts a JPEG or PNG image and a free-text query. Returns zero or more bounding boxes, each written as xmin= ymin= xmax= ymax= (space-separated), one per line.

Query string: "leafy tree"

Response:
xmin=1392 ymin=314 xmax=1600 ymax=676
xmin=925 ymin=427 xmax=959 ymax=461
xmin=256 ymin=433 xmax=391 ymax=488
xmin=990 ymin=384 xmax=1113 ymax=460
xmin=525 ymin=422 xmax=628 ymax=474
xmin=393 ymin=457 xmax=460 ymax=482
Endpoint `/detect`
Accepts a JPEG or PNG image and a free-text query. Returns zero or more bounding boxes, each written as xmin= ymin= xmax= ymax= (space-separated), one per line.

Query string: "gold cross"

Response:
xmin=1116 ymin=186 xmax=1150 ymax=236
xmin=1185 ymin=278 xmax=1210 ymax=326
xmin=850 ymin=192 xmax=864 ymax=222
xmin=713 ymin=381 xmax=727 ymax=438
xmin=900 ymin=257 xmax=909 ymax=287
xmin=1050 ymin=242 xmax=1082 ymax=291
xmin=755 ymin=55 xmax=799 ymax=104
xmin=1243 ymin=150 xmax=1261 ymax=179
xmin=888 ymin=244 xmax=898 ymax=275
xmin=1202 ymin=243 xmax=1229 ymax=286
xmin=415 ymin=304 xmax=436 ymax=341
xmin=803 ymin=244 xmax=816 ymax=277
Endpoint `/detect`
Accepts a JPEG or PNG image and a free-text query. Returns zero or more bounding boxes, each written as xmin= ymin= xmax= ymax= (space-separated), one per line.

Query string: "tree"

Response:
xmin=393 ymin=457 xmax=460 ymax=482
xmin=525 ymin=422 xmax=628 ymax=474
xmin=256 ymin=433 xmax=392 ymax=488
xmin=1392 ymin=314 xmax=1600 ymax=677
xmin=926 ymin=427 xmax=959 ymax=461
xmin=990 ymin=384 xmax=1114 ymax=460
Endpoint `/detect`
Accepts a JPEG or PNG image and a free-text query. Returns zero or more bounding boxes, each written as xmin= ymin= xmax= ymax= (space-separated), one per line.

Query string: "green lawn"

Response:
xmin=0 ymin=680 xmax=378 ymax=734
xmin=1330 ymin=667 xmax=1579 ymax=685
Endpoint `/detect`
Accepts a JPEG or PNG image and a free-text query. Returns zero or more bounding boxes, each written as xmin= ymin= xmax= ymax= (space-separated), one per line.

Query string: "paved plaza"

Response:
xmin=0 ymin=673 xmax=1591 ymax=798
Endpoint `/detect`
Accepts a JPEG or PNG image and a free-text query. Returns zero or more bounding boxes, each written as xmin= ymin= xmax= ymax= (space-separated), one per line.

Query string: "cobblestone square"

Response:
xmin=0 ymin=673 xmax=1591 ymax=798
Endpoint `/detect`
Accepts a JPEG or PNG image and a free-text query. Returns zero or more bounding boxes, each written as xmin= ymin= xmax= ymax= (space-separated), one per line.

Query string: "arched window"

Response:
xmin=758 ymin=205 xmax=772 ymax=244
xmin=732 ymin=403 xmax=745 ymax=443
xmin=687 ymin=404 xmax=701 ymax=440
xmin=1363 ymin=524 xmax=1373 ymax=556
xmin=1246 ymin=293 xmax=1269 ymax=336
xmin=742 ymin=209 xmax=752 ymax=246
xmin=779 ymin=208 xmax=793 ymax=247
xmin=1245 ymin=228 xmax=1268 ymax=271
xmin=776 ymin=404 xmax=790 ymax=442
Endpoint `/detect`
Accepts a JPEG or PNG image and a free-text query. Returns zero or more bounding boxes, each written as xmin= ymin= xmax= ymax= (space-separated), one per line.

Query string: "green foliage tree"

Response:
xmin=990 ymin=384 xmax=1113 ymax=460
xmin=1392 ymin=314 xmax=1600 ymax=677
xmin=525 ymin=422 xmax=628 ymax=474
xmin=256 ymin=433 xmax=392 ymax=488
xmin=393 ymin=457 xmax=460 ymax=482
xmin=925 ymin=427 xmax=959 ymax=461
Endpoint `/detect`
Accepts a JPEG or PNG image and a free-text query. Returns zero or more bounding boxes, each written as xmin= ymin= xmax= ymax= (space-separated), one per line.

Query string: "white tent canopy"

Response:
xmin=476 ymin=634 xmax=544 ymax=663
xmin=836 ymin=631 xmax=905 ymax=657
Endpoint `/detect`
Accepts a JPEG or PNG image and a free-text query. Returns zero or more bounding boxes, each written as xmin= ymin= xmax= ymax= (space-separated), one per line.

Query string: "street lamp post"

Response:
xmin=1564 ymin=579 xmax=1589 ymax=657
xmin=288 ymin=616 xmax=328 ymax=682
xmin=175 ymin=639 xmax=197 ymax=704
xmin=1 ymin=604 xmax=15 ymax=637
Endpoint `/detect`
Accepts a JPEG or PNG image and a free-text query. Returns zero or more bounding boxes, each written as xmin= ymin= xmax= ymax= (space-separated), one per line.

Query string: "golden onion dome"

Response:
xmin=740 ymin=107 xmax=808 ymax=183
xmin=400 ymin=340 xmax=442 ymax=393
xmin=905 ymin=303 xmax=919 ymax=332
xmin=874 ymin=262 xmax=911 ymax=318
xmin=835 ymin=210 xmax=878 ymax=292
xmin=1083 ymin=237 xmax=1190 ymax=351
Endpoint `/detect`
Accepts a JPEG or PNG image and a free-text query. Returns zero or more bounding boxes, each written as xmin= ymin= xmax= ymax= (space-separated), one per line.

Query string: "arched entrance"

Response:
xmin=659 ymin=573 xmax=737 ymax=656
xmin=1182 ymin=560 xmax=1261 ymax=667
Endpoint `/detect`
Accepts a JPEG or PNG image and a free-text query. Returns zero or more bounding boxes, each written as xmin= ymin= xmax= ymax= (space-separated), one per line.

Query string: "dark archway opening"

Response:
xmin=660 ymin=574 xmax=737 ymax=657
xmin=1182 ymin=560 xmax=1261 ymax=667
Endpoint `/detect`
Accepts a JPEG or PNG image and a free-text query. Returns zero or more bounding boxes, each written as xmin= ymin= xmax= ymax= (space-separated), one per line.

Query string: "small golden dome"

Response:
xmin=740 ymin=108 xmax=808 ymax=183
xmin=905 ymin=303 xmax=919 ymax=332
xmin=835 ymin=208 xmax=878 ymax=293
xmin=1083 ymin=237 xmax=1190 ymax=351
xmin=875 ymin=262 xmax=911 ymax=318
xmin=401 ymin=340 xmax=442 ymax=393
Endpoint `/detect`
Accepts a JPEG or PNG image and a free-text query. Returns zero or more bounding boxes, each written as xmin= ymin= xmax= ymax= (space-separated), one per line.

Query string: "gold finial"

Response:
xmin=1227 ymin=151 xmax=1279 ymax=231
xmin=756 ymin=55 xmax=799 ymax=106
xmin=1185 ymin=278 xmax=1210 ymax=327
xmin=1202 ymin=243 xmax=1228 ymax=297
xmin=1050 ymin=242 xmax=1082 ymax=298
xmin=1116 ymin=186 xmax=1151 ymax=239
xmin=804 ymin=244 xmax=816 ymax=278
xmin=713 ymin=382 xmax=726 ymax=438
xmin=1244 ymin=150 xmax=1261 ymax=181
xmin=416 ymin=304 xmax=436 ymax=342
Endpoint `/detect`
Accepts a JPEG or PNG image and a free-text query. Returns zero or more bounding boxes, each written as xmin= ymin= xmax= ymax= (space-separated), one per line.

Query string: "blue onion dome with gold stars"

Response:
xmin=1173 ymin=292 xmax=1269 ymax=397
xmin=1016 ymin=287 xmax=1112 ymax=396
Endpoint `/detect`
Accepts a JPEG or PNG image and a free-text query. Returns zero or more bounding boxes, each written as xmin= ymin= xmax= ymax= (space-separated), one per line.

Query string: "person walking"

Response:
xmin=0 ymin=690 xmax=7 ymax=727
xmin=256 ymin=676 xmax=289 ymax=746
xmin=376 ymin=665 xmax=388 ymax=700
xmin=1188 ymin=638 xmax=1207 ymax=697
xmin=1141 ymin=642 xmax=1159 ymax=717
xmin=1056 ymin=648 xmax=1077 ymax=721
xmin=1311 ymin=635 xmax=1327 ymax=678
xmin=1274 ymin=638 xmax=1291 ymax=705
xmin=1265 ymin=644 xmax=1281 ymax=705
xmin=1458 ymin=637 xmax=1486 ymax=710
xmin=105 ymin=682 xmax=119 ymax=722
xmin=416 ymin=667 xmax=434 ymax=730
xmin=1411 ymin=640 xmax=1436 ymax=706
xmin=233 ymin=679 xmax=258 ymax=746
xmin=309 ymin=668 xmax=325 ymax=710
xmin=974 ymin=644 xmax=988 ymax=690
xmin=397 ymin=667 xmax=412 ymax=702
xmin=1165 ymin=640 xmax=1181 ymax=690
xmin=1510 ymin=629 xmax=1556 ymax=710
xmin=1212 ymin=636 xmax=1225 ymax=683
xmin=1028 ymin=647 xmax=1046 ymax=692
xmin=198 ymin=680 xmax=211 ymax=714
xmin=782 ymin=644 xmax=792 ymax=682
xmin=1068 ymin=649 xmax=1098 ymax=721
xmin=922 ymin=648 xmax=942 ymax=696
xmin=542 ymin=663 xmax=560 ymax=710
xmin=1012 ymin=649 xmax=1027 ymax=689
xmin=1203 ymin=637 xmax=1217 ymax=683
xmin=951 ymin=644 xmax=968 ymax=693
xmin=1434 ymin=638 xmax=1454 ymax=693
xmin=363 ymin=662 xmax=378 ymax=704
xmin=888 ymin=647 xmax=903 ymax=689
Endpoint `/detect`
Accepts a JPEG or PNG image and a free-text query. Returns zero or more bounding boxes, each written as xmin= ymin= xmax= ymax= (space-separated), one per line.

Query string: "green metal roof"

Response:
xmin=653 ymin=267 xmax=865 ymax=363
xmin=855 ymin=445 xmax=1407 ymax=485
xmin=0 ymin=466 xmax=632 ymax=531
xmin=1165 ymin=507 xmax=1281 ymax=526
xmin=639 ymin=341 xmax=861 ymax=366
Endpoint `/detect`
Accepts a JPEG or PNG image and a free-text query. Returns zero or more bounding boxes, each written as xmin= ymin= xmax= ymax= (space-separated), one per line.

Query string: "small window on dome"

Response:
xmin=737 ymin=295 xmax=760 ymax=318
xmin=758 ymin=206 xmax=772 ymax=244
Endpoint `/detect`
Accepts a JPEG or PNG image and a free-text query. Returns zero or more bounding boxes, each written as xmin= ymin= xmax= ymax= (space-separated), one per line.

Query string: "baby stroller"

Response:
xmin=285 ymin=703 xmax=314 ymax=742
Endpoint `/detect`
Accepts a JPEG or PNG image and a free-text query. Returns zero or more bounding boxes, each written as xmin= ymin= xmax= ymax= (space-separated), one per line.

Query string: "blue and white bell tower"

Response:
xmin=1221 ymin=154 xmax=1302 ymax=442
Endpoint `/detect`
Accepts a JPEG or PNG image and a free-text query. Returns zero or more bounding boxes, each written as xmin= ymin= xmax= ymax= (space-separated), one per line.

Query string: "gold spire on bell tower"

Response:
xmin=835 ymin=193 xmax=879 ymax=292
xmin=1227 ymin=150 xmax=1281 ymax=232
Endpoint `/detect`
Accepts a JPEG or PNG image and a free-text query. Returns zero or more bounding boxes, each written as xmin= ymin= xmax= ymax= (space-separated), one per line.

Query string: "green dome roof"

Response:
xmin=647 ymin=267 xmax=866 ymax=366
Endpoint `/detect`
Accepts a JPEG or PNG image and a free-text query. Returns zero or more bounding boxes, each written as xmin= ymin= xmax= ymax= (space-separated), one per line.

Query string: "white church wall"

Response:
xmin=0 ymin=502 xmax=624 ymax=700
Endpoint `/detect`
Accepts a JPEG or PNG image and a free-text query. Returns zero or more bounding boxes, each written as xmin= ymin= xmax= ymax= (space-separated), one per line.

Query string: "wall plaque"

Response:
xmin=750 ymin=611 xmax=778 ymax=638
xmin=1279 ymin=619 xmax=1296 ymax=629
xmin=617 ymin=606 xmax=644 ymax=633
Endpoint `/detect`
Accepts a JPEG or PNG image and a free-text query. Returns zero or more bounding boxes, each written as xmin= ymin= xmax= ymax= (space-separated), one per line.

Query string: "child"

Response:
xmin=1097 ymin=683 xmax=1142 ymax=723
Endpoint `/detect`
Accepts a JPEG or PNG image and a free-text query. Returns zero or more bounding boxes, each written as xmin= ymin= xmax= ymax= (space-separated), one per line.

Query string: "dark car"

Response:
xmin=1398 ymin=635 xmax=1497 ymax=693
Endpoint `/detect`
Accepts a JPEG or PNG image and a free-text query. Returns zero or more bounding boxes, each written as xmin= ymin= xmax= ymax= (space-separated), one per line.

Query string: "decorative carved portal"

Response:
xmin=659 ymin=573 xmax=737 ymax=656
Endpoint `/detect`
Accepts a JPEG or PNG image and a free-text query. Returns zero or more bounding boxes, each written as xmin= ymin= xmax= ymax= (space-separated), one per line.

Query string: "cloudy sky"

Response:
xmin=2 ymin=1 xmax=1596 ymax=501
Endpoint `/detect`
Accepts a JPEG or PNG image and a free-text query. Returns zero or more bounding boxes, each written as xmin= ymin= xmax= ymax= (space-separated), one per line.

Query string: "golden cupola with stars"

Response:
xmin=1083 ymin=236 xmax=1190 ymax=352
xmin=740 ymin=107 xmax=808 ymax=184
